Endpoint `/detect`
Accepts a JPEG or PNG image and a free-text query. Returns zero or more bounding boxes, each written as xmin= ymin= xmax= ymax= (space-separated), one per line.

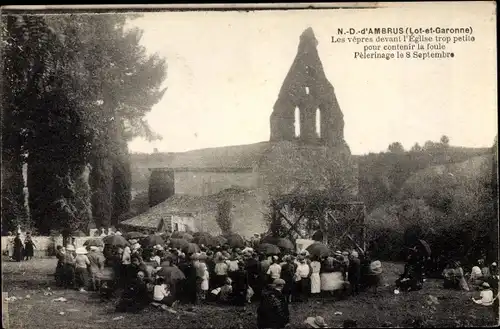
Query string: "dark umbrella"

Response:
xmin=140 ymin=235 xmax=165 ymax=248
xmin=275 ymin=238 xmax=294 ymax=251
xmin=306 ymin=243 xmax=331 ymax=258
xmin=258 ymin=243 xmax=281 ymax=255
xmin=417 ymin=239 xmax=432 ymax=257
xmin=182 ymin=243 xmax=200 ymax=254
xmin=260 ymin=235 xmax=277 ymax=245
xmin=171 ymin=231 xmax=194 ymax=241
xmin=103 ymin=235 xmax=129 ymax=247
xmin=169 ymin=238 xmax=190 ymax=249
xmin=225 ymin=233 xmax=245 ymax=248
xmin=193 ymin=233 xmax=216 ymax=247
xmin=73 ymin=230 xmax=87 ymax=237
xmin=214 ymin=236 xmax=228 ymax=246
xmin=83 ymin=238 xmax=104 ymax=247
xmin=124 ymin=231 xmax=147 ymax=240
xmin=157 ymin=265 xmax=186 ymax=284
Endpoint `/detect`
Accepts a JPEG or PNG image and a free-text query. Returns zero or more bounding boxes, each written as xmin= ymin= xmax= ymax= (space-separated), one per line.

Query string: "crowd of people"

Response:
xmin=6 ymin=228 xmax=498 ymax=327
xmin=48 ymin=230 xmax=385 ymax=326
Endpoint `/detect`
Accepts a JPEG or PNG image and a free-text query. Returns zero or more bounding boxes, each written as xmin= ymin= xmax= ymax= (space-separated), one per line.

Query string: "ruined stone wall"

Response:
xmin=270 ymin=27 xmax=348 ymax=149
xmin=257 ymin=141 xmax=359 ymax=198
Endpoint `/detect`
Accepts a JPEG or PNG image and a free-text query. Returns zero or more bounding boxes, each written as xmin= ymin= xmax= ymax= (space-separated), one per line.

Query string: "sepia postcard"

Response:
xmin=1 ymin=2 xmax=498 ymax=329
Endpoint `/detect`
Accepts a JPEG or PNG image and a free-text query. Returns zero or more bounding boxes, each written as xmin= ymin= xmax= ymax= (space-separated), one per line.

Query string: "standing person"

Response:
xmin=24 ymin=232 xmax=36 ymax=261
xmin=54 ymin=245 xmax=66 ymax=286
xmin=246 ymin=252 xmax=261 ymax=300
xmin=310 ymin=256 xmax=321 ymax=296
xmin=63 ymin=245 xmax=76 ymax=289
xmin=88 ymin=246 xmax=105 ymax=291
xmin=13 ymin=233 xmax=24 ymax=262
xmin=257 ymin=279 xmax=290 ymax=329
xmin=348 ymin=251 xmax=361 ymax=296
xmin=280 ymin=255 xmax=296 ymax=303
xmin=295 ymin=256 xmax=311 ymax=302
xmin=267 ymin=256 xmax=282 ymax=284
xmin=7 ymin=232 xmax=14 ymax=260
xmin=200 ymin=261 xmax=210 ymax=302
xmin=232 ymin=260 xmax=249 ymax=306
xmin=214 ymin=255 xmax=229 ymax=288
xmin=74 ymin=247 xmax=90 ymax=292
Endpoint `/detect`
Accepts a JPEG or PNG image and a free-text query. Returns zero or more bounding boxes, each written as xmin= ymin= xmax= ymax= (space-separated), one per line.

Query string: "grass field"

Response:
xmin=2 ymin=257 xmax=498 ymax=328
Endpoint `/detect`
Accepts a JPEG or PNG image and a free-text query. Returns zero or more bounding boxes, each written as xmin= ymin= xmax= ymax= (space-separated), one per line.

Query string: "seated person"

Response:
xmin=218 ymin=277 xmax=234 ymax=304
xmin=115 ymin=271 xmax=150 ymax=313
xmin=153 ymin=277 xmax=178 ymax=308
xmin=472 ymin=282 xmax=494 ymax=306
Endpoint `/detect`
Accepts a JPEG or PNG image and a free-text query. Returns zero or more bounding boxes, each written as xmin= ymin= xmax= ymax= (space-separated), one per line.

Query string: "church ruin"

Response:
xmin=124 ymin=27 xmax=360 ymax=240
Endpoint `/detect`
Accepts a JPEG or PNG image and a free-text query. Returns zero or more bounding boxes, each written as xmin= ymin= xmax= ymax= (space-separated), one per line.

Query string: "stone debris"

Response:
xmin=5 ymin=296 xmax=18 ymax=302
xmin=334 ymin=311 xmax=343 ymax=315
xmin=59 ymin=312 xmax=65 ymax=315
xmin=112 ymin=316 xmax=125 ymax=321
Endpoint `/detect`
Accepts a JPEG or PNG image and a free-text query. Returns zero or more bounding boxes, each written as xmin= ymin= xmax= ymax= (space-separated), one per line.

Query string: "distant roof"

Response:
xmin=133 ymin=142 xmax=270 ymax=172
xmin=120 ymin=187 xmax=251 ymax=229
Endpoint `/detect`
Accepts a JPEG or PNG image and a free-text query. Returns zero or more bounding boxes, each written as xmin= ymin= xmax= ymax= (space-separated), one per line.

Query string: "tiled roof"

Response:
xmin=120 ymin=187 xmax=251 ymax=229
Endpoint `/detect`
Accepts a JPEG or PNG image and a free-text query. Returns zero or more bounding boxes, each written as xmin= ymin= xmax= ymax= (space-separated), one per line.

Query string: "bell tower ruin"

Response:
xmin=270 ymin=27 xmax=347 ymax=149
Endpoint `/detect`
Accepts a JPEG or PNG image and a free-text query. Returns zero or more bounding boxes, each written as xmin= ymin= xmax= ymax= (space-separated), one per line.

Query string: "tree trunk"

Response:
xmin=90 ymin=155 xmax=113 ymax=229
xmin=1 ymin=154 xmax=28 ymax=234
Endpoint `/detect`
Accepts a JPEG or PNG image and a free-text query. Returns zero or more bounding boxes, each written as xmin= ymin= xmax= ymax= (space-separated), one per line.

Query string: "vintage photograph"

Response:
xmin=1 ymin=2 xmax=498 ymax=328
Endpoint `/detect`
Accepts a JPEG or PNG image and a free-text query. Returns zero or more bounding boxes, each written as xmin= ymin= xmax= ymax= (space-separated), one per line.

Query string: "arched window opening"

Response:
xmin=294 ymin=107 xmax=300 ymax=137
xmin=316 ymin=108 xmax=321 ymax=138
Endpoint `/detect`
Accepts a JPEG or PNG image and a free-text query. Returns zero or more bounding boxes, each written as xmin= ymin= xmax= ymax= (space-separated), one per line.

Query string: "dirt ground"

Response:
xmin=2 ymin=257 xmax=498 ymax=328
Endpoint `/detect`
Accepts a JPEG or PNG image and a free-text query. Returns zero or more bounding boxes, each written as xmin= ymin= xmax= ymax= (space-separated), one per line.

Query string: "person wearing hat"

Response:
xmin=304 ymin=316 xmax=329 ymax=328
xmin=63 ymin=245 xmax=76 ymax=289
xmin=472 ymin=282 xmax=495 ymax=306
xmin=75 ymin=247 xmax=91 ymax=292
xmin=214 ymin=254 xmax=229 ymax=289
xmin=257 ymin=278 xmax=289 ymax=329
xmin=295 ymin=255 xmax=311 ymax=302
xmin=88 ymin=246 xmax=105 ymax=291
xmin=267 ymin=256 xmax=282 ymax=284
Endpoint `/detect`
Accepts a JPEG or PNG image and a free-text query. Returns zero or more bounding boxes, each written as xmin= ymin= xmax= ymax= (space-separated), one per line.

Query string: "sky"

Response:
xmin=126 ymin=2 xmax=497 ymax=156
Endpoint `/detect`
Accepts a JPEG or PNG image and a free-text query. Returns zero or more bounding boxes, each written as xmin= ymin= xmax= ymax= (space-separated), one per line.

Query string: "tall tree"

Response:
xmin=1 ymin=15 xmax=30 ymax=233
xmin=46 ymin=14 xmax=167 ymax=229
xmin=388 ymin=142 xmax=405 ymax=154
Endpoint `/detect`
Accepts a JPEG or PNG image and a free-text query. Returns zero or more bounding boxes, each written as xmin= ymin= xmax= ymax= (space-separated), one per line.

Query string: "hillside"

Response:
xmin=130 ymin=145 xmax=491 ymax=209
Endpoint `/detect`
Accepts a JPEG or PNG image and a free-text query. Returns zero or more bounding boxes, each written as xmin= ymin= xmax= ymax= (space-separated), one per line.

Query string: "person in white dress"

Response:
xmin=310 ymin=257 xmax=321 ymax=295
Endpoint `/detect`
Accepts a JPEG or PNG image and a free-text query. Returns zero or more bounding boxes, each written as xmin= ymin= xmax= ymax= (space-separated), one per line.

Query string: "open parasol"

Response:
xmin=193 ymin=233 xmax=216 ymax=247
xmin=214 ymin=235 xmax=228 ymax=246
xmin=83 ymin=238 xmax=104 ymax=247
xmin=275 ymin=238 xmax=294 ymax=251
xmin=225 ymin=233 xmax=245 ymax=248
xmin=103 ymin=235 xmax=129 ymax=247
xmin=182 ymin=243 xmax=200 ymax=254
xmin=157 ymin=265 xmax=186 ymax=284
xmin=417 ymin=239 xmax=431 ymax=257
xmin=169 ymin=238 xmax=190 ymax=249
xmin=171 ymin=231 xmax=194 ymax=241
xmin=258 ymin=243 xmax=281 ymax=255
xmin=72 ymin=230 xmax=87 ymax=237
xmin=140 ymin=235 xmax=165 ymax=248
xmin=306 ymin=243 xmax=331 ymax=258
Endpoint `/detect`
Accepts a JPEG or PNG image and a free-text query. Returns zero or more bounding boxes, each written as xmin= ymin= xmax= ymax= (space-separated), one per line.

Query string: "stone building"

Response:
xmin=122 ymin=27 xmax=358 ymax=237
